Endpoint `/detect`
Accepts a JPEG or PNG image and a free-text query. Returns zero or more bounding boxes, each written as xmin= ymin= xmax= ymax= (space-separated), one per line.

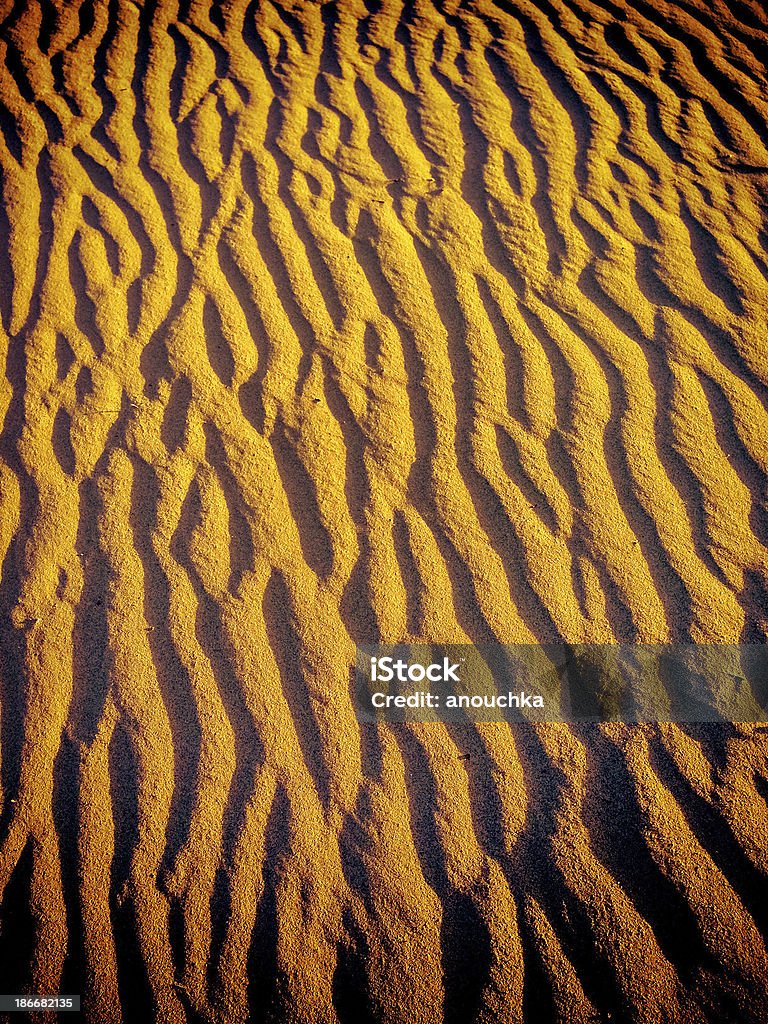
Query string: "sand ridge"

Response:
xmin=0 ymin=0 xmax=766 ymax=1020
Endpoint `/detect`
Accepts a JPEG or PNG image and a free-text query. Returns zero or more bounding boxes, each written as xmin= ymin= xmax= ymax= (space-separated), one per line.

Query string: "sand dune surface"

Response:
xmin=0 ymin=0 xmax=767 ymax=1020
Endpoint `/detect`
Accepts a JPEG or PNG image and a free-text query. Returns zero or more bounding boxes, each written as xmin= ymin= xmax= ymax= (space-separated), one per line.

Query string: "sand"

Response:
xmin=0 ymin=0 xmax=767 ymax=1020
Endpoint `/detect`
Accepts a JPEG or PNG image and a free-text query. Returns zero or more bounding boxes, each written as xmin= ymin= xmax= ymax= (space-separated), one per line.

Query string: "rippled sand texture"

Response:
xmin=0 ymin=0 xmax=767 ymax=1020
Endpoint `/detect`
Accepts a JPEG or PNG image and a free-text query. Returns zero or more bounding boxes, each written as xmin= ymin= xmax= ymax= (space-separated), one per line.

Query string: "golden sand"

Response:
xmin=0 ymin=0 xmax=766 ymax=1020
